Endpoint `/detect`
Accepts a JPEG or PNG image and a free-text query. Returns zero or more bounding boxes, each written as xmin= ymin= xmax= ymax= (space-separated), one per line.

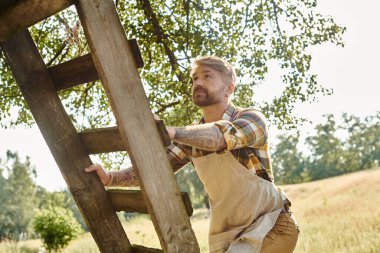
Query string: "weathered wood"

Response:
xmin=79 ymin=122 xmax=170 ymax=154
xmin=180 ymin=190 xmax=194 ymax=217
xmin=132 ymin=245 xmax=162 ymax=253
xmin=49 ymin=53 xmax=99 ymax=91
xmin=0 ymin=0 xmax=16 ymax=13
xmin=108 ymin=189 xmax=193 ymax=216
xmin=0 ymin=30 xmax=132 ymax=253
xmin=0 ymin=0 xmax=75 ymax=43
xmin=155 ymin=120 xmax=171 ymax=147
xmin=76 ymin=0 xmax=200 ymax=252
xmin=49 ymin=40 xmax=143 ymax=91
xmin=79 ymin=126 xmax=125 ymax=154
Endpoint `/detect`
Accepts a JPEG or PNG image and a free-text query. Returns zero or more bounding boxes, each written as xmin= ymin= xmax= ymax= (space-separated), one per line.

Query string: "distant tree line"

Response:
xmin=272 ymin=112 xmax=380 ymax=184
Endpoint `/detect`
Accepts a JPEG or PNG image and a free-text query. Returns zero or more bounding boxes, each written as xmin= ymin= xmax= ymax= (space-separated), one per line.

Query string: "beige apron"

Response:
xmin=191 ymin=152 xmax=284 ymax=253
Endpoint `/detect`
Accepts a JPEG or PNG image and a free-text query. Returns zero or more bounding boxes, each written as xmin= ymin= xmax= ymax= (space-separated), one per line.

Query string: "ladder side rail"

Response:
xmin=1 ymin=30 xmax=133 ymax=253
xmin=75 ymin=0 xmax=200 ymax=252
xmin=0 ymin=0 xmax=18 ymax=13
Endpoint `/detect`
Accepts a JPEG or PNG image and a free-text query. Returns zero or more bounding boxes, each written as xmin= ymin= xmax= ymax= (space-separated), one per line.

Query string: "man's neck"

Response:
xmin=201 ymin=102 xmax=230 ymax=123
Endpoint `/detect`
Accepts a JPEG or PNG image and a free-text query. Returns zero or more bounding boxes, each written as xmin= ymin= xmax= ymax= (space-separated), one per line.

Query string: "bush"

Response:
xmin=32 ymin=207 xmax=82 ymax=252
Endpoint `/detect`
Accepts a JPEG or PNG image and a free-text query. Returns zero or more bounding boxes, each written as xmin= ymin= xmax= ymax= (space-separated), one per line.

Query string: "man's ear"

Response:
xmin=226 ymin=82 xmax=235 ymax=96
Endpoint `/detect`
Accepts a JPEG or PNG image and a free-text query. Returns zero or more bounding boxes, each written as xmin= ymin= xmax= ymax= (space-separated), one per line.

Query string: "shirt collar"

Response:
xmin=200 ymin=103 xmax=237 ymax=123
xmin=222 ymin=103 xmax=237 ymax=121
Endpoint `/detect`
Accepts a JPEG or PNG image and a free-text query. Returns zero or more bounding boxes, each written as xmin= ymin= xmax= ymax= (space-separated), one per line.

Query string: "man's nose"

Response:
xmin=193 ymin=79 xmax=203 ymax=87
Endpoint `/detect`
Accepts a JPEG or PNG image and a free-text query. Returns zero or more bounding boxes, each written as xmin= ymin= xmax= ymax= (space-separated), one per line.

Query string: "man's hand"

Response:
xmin=85 ymin=164 xmax=111 ymax=186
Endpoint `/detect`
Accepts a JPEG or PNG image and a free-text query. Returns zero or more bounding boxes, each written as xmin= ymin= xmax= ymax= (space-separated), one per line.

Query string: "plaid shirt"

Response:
xmin=167 ymin=104 xmax=274 ymax=182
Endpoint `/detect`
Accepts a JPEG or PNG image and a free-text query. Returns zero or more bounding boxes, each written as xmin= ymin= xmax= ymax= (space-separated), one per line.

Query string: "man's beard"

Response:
xmin=192 ymin=86 xmax=224 ymax=107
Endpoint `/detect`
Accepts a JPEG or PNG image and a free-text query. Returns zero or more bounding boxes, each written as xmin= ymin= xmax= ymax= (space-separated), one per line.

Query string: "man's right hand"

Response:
xmin=85 ymin=164 xmax=111 ymax=186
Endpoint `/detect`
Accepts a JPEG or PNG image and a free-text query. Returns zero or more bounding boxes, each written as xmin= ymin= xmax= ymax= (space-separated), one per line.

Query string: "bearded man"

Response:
xmin=86 ymin=56 xmax=299 ymax=253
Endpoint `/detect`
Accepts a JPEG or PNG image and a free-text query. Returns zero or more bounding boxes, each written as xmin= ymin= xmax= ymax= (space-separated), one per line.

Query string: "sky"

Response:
xmin=0 ymin=0 xmax=379 ymax=191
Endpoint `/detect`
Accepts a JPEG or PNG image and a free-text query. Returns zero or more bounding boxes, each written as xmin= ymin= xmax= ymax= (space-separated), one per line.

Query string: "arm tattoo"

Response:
xmin=107 ymin=166 xmax=140 ymax=187
xmin=173 ymin=123 xmax=227 ymax=151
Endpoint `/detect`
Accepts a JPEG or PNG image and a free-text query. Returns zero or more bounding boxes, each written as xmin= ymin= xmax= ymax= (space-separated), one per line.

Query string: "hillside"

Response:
xmin=102 ymin=167 xmax=380 ymax=253
xmin=283 ymin=167 xmax=380 ymax=253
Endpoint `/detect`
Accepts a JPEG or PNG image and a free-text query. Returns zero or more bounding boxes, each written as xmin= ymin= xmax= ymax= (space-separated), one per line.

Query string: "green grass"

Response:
xmin=0 ymin=239 xmax=40 ymax=253
xmin=1 ymin=167 xmax=380 ymax=253
xmin=61 ymin=210 xmax=210 ymax=252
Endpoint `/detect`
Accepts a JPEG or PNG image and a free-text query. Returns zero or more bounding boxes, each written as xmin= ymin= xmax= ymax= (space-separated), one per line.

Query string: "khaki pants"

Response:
xmin=260 ymin=212 xmax=299 ymax=253
xmin=226 ymin=212 xmax=299 ymax=253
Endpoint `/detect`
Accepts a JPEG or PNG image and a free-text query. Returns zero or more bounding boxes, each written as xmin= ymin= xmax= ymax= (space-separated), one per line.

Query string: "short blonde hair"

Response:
xmin=191 ymin=56 xmax=236 ymax=85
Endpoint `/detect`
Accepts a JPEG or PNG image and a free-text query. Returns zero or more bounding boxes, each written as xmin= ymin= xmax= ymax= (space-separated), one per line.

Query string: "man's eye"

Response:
xmin=193 ymin=77 xmax=198 ymax=81
xmin=205 ymin=75 xmax=211 ymax=78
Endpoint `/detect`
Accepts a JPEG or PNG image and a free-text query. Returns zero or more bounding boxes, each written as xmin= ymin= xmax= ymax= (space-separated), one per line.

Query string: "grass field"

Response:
xmin=1 ymin=167 xmax=379 ymax=253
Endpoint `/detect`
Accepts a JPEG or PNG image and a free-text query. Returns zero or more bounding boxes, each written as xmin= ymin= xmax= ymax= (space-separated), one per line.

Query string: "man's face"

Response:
xmin=191 ymin=65 xmax=229 ymax=107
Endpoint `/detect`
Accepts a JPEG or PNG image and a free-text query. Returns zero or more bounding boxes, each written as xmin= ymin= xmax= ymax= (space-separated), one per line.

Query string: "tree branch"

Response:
xmin=270 ymin=0 xmax=284 ymax=43
xmin=46 ymin=42 xmax=67 ymax=66
xmin=239 ymin=0 xmax=254 ymax=37
xmin=35 ymin=19 xmax=48 ymax=45
xmin=154 ymin=100 xmax=181 ymax=114
xmin=184 ymin=0 xmax=190 ymax=55
xmin=139 ymin=0 xmax=185 ymax=82
xmin=189 ymin=0 xmax=210 ymax=11
xmin=265 ymin=0 xmax=288 ymax=58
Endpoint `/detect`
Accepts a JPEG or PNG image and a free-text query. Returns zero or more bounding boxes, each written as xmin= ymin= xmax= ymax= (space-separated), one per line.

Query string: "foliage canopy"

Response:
xmin=0 ymin=0 xmax=345 ymax=130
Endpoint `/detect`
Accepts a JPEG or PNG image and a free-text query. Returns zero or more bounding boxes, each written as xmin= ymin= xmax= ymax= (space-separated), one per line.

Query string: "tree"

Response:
xmin=341 ymin=112 xmax=380 ymax=171
xmin=361 ymin=113 xmax=380 ymax=168
xmin=0 ymin=0 xmax=345 ymax=131
xmin=175 ymin=164 xmax=207 ymax=208
xmin=35 ymin=187 xmax=87 ymax=231
xmin=33 ymin=207 xmax=83 ymax=253
xmin=271 ymin=132 xmax=308 ymax=184
xmin=305 ymin=114 xmax=346 ymax=180
xmin=0 ymin=151 xmax=37 ymax=241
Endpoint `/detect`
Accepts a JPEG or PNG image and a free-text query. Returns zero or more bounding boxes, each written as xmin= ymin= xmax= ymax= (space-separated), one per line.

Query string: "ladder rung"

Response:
xmin=107 ymin=189 xmax=193 ymax=217
xmin=0 ymin=0 xmax=75 ymax=43
xmin=132 ymin=245 xmax=162 ymax=253
xmin=79 ymin=127 xmax=125 ymax=154
xmin=50 ymin=39 xmax=144 ymax=91
xmin=79 ymin=121 xmax=170 ymax=155
xmin=49 ymin=54 xmax=98 ymax=91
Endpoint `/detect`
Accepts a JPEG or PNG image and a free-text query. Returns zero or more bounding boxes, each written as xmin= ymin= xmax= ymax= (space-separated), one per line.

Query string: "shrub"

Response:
xmin=32 ymin=207 xmax=82 ymax=252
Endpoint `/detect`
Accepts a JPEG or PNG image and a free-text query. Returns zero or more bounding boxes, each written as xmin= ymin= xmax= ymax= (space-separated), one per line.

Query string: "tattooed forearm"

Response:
xmin=173 ymin=123 xmax=227 ymax=151
xmin=107 ymin=167 xmax=140 ymax=187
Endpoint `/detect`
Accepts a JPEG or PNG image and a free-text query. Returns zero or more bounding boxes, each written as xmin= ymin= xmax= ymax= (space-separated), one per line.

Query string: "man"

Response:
xmin=85 ymin=56 xmax=299 ymax=252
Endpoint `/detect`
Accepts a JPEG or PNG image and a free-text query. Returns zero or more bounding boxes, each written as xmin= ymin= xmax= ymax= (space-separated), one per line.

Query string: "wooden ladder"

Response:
xmin=0 ymin=0 xmax=200 ymax=252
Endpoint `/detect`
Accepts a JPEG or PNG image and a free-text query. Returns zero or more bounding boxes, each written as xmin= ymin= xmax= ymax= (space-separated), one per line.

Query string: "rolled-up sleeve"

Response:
xmin=214 ymin=110 xmax=268 ymax=150
xmin=166 ymin=143 xmax=190 ymax=173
